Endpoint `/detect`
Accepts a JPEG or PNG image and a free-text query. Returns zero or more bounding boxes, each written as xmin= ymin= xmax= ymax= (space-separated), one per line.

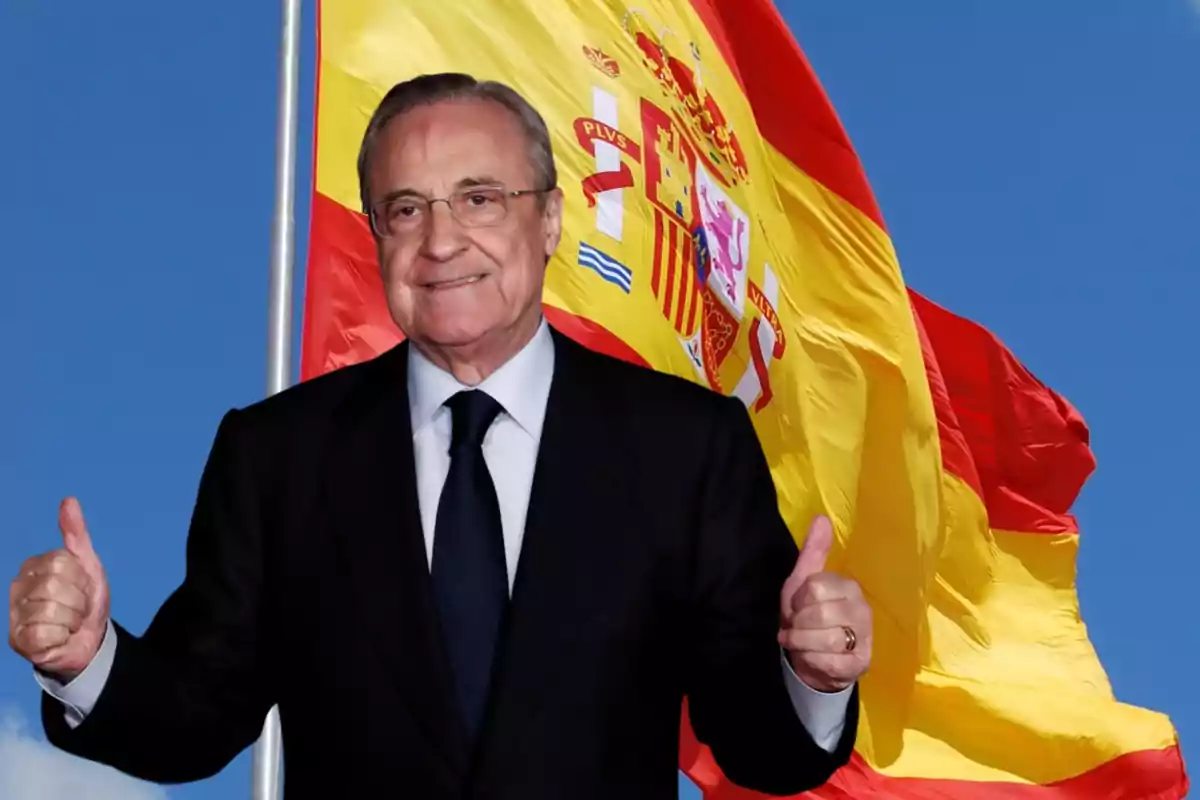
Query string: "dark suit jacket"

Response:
xmin=43 ymin=326 xmax=857 ymax=799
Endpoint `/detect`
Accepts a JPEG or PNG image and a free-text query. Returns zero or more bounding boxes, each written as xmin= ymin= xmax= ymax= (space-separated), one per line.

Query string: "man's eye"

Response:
xmin=465 ymin=191 xmax=499 ymax=206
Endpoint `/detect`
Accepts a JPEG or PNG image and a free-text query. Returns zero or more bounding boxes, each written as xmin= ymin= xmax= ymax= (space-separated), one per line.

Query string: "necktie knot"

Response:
xmin=446 ymin=390 xmax=503 ymax=451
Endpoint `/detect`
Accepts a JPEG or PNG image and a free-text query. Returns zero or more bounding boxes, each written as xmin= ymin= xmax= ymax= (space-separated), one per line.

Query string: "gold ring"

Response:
xmin=843 ymin=626 xmax=857 ymax=652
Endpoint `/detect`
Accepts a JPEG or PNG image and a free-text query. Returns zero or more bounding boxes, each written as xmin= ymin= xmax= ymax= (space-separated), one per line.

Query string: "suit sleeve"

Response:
xmin=42 ymin=408 xmax=276 ymax=784
xmin=685 ymin=395 xmax=858 ymax=795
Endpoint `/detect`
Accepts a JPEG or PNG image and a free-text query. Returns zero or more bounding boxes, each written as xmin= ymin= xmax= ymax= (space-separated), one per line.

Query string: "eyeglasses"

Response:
xmin=368 ymin=185 xmax=553 ymax=239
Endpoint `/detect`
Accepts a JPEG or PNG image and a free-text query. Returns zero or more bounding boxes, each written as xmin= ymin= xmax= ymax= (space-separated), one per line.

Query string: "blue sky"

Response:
xmin=0 ymin=2 xmax=1194 ymax=798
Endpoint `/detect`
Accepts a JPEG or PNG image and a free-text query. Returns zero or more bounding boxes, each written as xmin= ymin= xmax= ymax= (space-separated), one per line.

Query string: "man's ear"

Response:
xmin=542 ymin=187 xmax=565 ymax=260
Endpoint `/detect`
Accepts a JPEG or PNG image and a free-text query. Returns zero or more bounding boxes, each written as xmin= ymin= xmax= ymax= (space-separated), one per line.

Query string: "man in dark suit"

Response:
xmin=9 ymin=73 xmax=873 ymax=799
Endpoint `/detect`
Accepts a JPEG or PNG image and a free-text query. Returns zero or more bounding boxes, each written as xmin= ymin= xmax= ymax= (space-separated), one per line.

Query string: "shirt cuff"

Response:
xmin=780 ymin=648 xmax=853 ymax=752
xmin=34 ymin=618 xmax=117 ymax=729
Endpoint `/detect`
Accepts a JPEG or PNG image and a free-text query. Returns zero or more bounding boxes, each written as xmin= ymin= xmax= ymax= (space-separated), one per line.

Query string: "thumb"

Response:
xmin=795 ymin=514 xmax=834 ymax=581
xmin=781 ymin=515 xmax=834 ymax=618
xmin=58 ymin=496 xmax=101 ymax=575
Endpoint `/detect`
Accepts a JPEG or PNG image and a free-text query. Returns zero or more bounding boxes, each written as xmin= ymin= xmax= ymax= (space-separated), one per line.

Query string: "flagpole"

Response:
xmin=254 ymin=0 xmax=303 ymax=795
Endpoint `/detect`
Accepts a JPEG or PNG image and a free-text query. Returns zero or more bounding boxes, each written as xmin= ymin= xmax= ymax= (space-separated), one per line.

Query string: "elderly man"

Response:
xmin=9 ymin=73 xmax=872 ymax=799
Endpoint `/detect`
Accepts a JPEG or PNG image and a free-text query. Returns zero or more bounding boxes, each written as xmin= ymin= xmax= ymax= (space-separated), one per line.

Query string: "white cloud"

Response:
xmin=1191 ymin=0 xmax=1200 ymax=15
xmin=0 ymin=707 xmax=168 ymax=800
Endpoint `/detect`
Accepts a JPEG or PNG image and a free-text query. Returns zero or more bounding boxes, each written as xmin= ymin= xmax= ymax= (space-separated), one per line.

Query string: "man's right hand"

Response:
xmin=8 ymin=497 xmax=110 ymax=683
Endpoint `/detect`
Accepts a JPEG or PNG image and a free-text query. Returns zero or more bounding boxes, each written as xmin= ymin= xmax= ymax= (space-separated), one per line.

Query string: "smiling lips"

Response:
xmin=425 ymin=274 xmax=485 ymax=291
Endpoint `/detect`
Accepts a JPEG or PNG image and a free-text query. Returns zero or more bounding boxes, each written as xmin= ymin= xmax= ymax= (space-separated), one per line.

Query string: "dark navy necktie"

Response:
xmin=431 ymin=389 xmax=509 ymax=740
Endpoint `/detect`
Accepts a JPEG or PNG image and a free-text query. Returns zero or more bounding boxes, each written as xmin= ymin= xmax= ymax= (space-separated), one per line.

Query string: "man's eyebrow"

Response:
xmin=374 ymin=176 xmax=505 ymax=206
xmin=375 ymin=187 xmax=422 ymax=206
xmin=456 ymin=176 xmax=504 ymax=189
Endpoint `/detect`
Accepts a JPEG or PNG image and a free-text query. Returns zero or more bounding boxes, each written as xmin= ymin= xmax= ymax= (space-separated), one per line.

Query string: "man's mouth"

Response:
xmin=425 ymin=274 xmax=484 ymax=291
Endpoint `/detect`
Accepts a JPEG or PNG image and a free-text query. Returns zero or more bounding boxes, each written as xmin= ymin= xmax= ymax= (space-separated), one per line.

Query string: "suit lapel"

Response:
xmin=323 ymin=343 xmax=469 ymax=776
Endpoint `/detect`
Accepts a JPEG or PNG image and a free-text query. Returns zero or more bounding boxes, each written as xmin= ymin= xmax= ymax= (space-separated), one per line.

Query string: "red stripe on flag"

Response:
xmin=651 ymin=208 xmax=665 ymax=299
xmin=906 ymin=294 xmax=984 ymax=500
xmin=300 ymin=193 xmax=400 ymax=382
xmin=663 ymin=219 xmax=678 ymax=319
xmin=681 ymin=701 xmax=1188 ymax=799
xmin=910 ymin=292 xmax=1094 ymax=535
xmin=748 ymin=317 xmax=772 ymax=412
xmin=675 ymin=231 xmax=693 ymax=332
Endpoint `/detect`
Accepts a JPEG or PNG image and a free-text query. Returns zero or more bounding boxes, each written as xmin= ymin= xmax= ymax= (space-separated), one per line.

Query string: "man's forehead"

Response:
xmin=374 ymin=99 xmax=532 ymax=184
xmin=388 ymin=97 xmax=515 ymax=136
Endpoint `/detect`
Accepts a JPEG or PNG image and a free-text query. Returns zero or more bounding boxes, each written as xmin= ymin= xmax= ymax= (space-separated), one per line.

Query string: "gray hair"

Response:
xmin=356 ymin=72 xmax=558 ymax=213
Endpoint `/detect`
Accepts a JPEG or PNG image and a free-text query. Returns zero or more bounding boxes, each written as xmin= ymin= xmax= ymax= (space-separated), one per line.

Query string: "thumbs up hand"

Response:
xmin=9 ymin=497 xmax=111 ymax=682
xmin=778 ymin=515 xmax=872 ymax=693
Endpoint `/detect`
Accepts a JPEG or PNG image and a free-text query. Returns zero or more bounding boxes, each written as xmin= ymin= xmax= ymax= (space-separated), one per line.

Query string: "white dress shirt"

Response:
xmin=38 ymin=317 xmax=852 ymax=751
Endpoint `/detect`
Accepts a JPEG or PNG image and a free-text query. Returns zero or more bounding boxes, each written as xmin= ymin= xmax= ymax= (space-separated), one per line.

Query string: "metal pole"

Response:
xmin=254 ymin=0 xmax=303 ymax=796
xmin=264 ymin=0 xmax=303 ymax=400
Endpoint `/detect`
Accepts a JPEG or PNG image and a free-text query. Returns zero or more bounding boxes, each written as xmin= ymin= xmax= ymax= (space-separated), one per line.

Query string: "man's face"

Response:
xmin=365 ymin=98 xmax=562 ymax=354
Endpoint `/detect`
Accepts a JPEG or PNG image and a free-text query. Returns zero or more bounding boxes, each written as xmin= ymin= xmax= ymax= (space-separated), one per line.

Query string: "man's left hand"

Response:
xmin=778 ymin=515 xmax=872 ymax=693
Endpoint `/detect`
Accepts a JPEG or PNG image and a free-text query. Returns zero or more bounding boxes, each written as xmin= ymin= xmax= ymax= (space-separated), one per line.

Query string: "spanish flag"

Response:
xmin=299 ymin=1 xmax=1188 ymax=796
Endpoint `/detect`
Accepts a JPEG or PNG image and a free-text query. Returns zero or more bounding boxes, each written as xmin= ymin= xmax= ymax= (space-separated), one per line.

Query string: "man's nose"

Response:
xmin=419 ymin=200 xmax=468 ymax=261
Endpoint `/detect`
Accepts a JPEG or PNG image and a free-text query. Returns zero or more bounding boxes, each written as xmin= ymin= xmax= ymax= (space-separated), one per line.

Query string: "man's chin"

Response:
xmin=412 ymin=321 xmax=494 ymax=351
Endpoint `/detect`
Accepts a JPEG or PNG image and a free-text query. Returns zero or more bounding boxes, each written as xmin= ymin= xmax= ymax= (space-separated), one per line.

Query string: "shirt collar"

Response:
xmin=407 ymin=317 xmax=555 ymax=441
